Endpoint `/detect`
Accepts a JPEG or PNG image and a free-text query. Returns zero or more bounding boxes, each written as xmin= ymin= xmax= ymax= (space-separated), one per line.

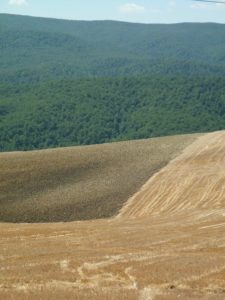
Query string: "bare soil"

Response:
xmin=0 ymin=134 xmax=197 ymax=222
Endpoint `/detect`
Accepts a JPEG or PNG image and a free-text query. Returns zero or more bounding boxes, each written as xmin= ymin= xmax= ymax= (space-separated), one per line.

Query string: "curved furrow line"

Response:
xmin=118 ymin=131 xmax=225 ymax=219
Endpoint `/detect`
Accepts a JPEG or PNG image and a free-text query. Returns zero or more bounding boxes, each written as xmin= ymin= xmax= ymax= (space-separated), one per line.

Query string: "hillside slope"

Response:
xmin=1 ymin=14 xmax=225 ymax=82
xmin=1 ymin=14 xmax=225 ymax=152
xmin=118 ymin=130 xmax=225 ymax=218
xmin=0 ymin=134 xmax=197 ymax=222
xmin=1 ymin=76 xmax=225 ymax=152
xmin=1 ymin=131 xmax=225 ymax=299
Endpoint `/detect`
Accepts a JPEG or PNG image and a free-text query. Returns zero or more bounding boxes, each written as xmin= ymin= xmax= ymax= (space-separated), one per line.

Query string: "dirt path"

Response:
xmin=1 ymin=131 xmax=225 ymax=299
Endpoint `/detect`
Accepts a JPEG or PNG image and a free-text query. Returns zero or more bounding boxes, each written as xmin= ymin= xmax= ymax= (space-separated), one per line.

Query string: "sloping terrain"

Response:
xmin=1 ymin=15 xmax=225 ymax=152
xmin=1 ymin=14 xmax=225 ymax=83
xmin=0 ymin=134 xmax=197 ymax=222
xmin=1 ymin=131 xmax=225 ymax=299
xmin=118 ymin=130 xmax=225 ymax=218
xmin=1 ymin=76 xmax=225 ymax=152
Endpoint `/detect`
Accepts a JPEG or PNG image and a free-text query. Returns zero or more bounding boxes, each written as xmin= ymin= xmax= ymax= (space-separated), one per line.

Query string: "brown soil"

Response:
xmin=0 ymin=134 xmax=196 ymax=223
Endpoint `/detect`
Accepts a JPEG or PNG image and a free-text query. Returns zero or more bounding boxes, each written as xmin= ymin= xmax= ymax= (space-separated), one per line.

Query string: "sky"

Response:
xmin=0 ymin=0 xmax=225 ymax=24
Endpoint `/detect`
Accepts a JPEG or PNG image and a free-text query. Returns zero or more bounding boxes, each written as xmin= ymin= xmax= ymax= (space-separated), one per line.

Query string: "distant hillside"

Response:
xmin=0 ymin=14 xmax=225 ymax=83
xmin=0 ymin=134 xmax=198 ymax=223
xmin=1 ymin=14 xmax=225 ymax=151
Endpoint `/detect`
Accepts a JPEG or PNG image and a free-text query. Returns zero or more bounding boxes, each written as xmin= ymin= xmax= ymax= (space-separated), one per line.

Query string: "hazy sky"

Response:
xmin=1 ymin=0 xmax=225 ymax=23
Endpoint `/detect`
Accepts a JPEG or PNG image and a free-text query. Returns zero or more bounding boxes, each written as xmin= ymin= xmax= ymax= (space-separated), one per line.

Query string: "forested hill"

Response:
xmin=1 ymin=14 xmax=225 ymax=151
xmin=1 ymin=14 xmax=225 ymax=82
xmin=1 ymin=76 xmax=225 ymax=151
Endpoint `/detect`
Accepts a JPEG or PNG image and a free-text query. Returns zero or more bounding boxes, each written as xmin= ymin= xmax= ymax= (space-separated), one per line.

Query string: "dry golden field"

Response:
xmin=0 ymin=134 xmax=197 ymax=223
xmin=1 ymin=131 xmax=225 ymax=299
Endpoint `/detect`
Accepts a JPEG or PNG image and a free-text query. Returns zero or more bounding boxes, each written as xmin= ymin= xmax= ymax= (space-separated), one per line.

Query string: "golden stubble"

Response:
xmin=1 ymin=132 xmax=225 ymax=299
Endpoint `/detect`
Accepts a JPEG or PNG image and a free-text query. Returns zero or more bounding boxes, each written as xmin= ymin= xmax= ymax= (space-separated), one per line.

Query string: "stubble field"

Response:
xmin=1 ymin=131 xmax=225 ymax=299
xmin=0 ymin=134 xmax=197 ymax=223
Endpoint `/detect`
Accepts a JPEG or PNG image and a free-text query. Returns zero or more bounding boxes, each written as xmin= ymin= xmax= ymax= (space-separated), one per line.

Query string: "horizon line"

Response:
xmin=0 ymin=12 xmax=225 ymax=25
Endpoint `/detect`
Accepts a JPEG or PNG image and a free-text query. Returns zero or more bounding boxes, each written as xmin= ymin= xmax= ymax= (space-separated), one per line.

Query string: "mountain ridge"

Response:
xmin=1 ymin=13 xmax=225 ymax=83
xmin=1 ymin=14 xmax=225 ymax=151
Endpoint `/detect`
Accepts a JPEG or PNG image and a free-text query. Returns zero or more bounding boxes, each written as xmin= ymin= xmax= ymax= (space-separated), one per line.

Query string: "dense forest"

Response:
xmin=1 ymin=76 xmax=225 ymax=151
xmin=1 ymin=14 xmax=225 ymax=83
xmin=0 ymin=14 xmax=225 ymax=151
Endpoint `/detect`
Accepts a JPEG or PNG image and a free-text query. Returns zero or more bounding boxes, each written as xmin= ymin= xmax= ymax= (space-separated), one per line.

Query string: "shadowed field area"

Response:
xmin=2 ymin=131 xmax=225 ymax=299
xmin=0 ymin=134 xmax=198 ymax=223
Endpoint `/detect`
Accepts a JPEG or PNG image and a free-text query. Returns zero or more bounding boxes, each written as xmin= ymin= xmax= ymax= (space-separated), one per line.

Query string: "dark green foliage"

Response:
xmin=1 ymin=76 xmax=225 ymax=151
xmin=1 ymin=14 xmax=225 ymax=151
